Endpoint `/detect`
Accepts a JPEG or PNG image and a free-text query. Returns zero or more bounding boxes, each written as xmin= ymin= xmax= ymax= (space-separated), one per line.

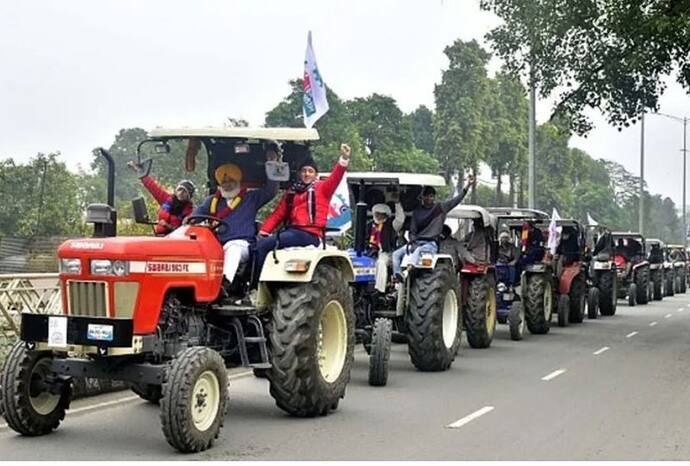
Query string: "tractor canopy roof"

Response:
xmin=149 ymin=126 xmax=320 ymax=141
xmin=343 ymin=172 xmax=446 ymax=188
xmin=611 ymin=232 xmax=645 ymax=242
xmin=446 ymin=205 xmax=496 ymax=229
xmin=667 ymin=244 xmax=686 ymax=250
xmin=646 ymin=238 xmax=665 ymax=247
xmin=486 ymin=207 xmax=550 ymax=220
xmin=140 ymin=126 xmax=320 ymax=189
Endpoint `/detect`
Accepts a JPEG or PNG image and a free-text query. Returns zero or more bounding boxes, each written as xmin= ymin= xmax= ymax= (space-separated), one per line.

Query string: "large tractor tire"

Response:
xmin=130 ymin=383 xmax=163 ymax=404
xmin=681 ymin=274 xmax=687 ymax=293
xmin=557 ymin=294 xmax=570 ymax=327
xmin=635 ymin=266 xmax=650 ymax=304
xmin=652 ymin=269 xmax=663 ymax=301
xmin=0 ymin=342 xmax=72 ymax=436
xmin=568 ymin=274 xmax=586 ymax=324
xmin=628 ymin=283 xmax=637 ymax=306
xmin=588 ymin=287 xmax=600 ymax=319
xmin=508 ymin=301 xmax=525 ymax=341
xmin=267 ymin=263 xmax=355 ymax=417
xmin=407 ymin=264 xmax=461 ymax=371
xmin=524 ymin=273 xmax=552 ymax=334
xmin=463 ymin=275 xmax=497 ymax=349
xmin=598 ymin=271 xmax=617 ymax=316
xmin=160 ymin=347 xmax=227 ymax=453
xmin=368 ymin=318 xmax=392 ymax=387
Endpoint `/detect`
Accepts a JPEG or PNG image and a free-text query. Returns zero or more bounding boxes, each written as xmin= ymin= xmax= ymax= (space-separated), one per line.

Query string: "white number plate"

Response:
xmin=87 ymin=324 xmax=114 ymax=342
xmin=48 ymin=316 xmax=68 ymax=347
xmin=503 ymin=293 xmax=514 ymax=301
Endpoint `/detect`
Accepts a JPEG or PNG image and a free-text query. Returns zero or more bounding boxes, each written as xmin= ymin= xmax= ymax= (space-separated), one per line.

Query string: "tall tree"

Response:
xmin=406 ymin=105 xmax=435 ymax=155
xmin=480 ymin=0 xmax=690 ymax=133
xmin=434 ymin=39 xmax=492 ymax=192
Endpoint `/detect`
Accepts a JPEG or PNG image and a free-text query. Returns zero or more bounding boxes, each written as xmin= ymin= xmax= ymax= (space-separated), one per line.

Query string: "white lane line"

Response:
xmin=650 ymin=321 xmax=658 ymax=327
xmin=593 ymin=346 xmax=610 ymax=355
xmin=446 ymin=406 xmax=495 ymax=429
xmin=541 ymin=369 xmax=567 ymax=381
xmin=626 ymin=331 xmax=638 ymax=338
xmin=686 ymin=303 xmax=690 ymax=307
xmin=665 ymin=313 xmax=673 ymax=319
xmin=678 ymin=308 xmax=685 ymax=312
xmin=0 ymin=394 xmax=141 ymax=430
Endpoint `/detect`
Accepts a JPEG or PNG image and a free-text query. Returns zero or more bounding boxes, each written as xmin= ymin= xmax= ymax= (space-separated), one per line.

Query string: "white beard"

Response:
xmin=220 ymin=187 xmax=240 ymax=199
xmin=373 ymin=217 xmax=386 ymax=225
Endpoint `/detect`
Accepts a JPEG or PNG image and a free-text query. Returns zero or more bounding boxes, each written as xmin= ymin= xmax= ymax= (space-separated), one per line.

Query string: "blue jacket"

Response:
xmin=193 ymin=181 xmax=277 ymax=244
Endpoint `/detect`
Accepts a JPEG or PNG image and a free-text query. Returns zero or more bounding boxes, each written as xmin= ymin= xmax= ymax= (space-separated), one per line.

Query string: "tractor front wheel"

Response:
xmin=557 ymin=294 xmax=570 ymax=327
xmin=508 ymin=301 xmax=525 ymax=341
xmin=464 ymin=275 xmax=497 ymax=349
xmin=524 ymin=273 xmax=552 ymax=335
xmin=368 ymin=318 xmax=392 ymax=387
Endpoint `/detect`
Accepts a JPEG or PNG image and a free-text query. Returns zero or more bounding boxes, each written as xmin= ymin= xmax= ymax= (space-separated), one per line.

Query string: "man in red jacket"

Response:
xmin=128 ymin=161 xmax=195 ymax=235
xmin=252 ymin=143 xmax=352 ymax=285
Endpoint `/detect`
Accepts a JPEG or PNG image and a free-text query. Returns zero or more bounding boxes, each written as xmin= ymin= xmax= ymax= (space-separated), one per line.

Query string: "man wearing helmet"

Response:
xmin=127 ymin=161 xmax=195 ymax=235
xmin=192 ymin=144 xmax=279 ymax=286
xmin=367 ymin=195 xmax=404 ymax=292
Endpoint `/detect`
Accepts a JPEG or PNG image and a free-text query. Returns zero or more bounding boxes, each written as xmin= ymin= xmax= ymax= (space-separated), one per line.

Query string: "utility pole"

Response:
xmin=683 ymin=117 xmax=688 ymax=248
xmin=528 ymin=69 xmax=536 ymax=209
xmin=36 ymin=159 xmax=48 ymax=235
xmin=639 ymin=113 xmax=645 ymax=235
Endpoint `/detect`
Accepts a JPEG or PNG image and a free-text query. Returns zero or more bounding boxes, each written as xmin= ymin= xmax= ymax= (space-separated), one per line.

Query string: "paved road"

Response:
xmin=3 ymin=294 xmax=690 ymax=460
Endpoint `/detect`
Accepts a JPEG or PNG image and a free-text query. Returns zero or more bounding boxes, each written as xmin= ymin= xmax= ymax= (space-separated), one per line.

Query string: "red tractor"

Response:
xmin=0 ymin=128 xmax=356 ymax=453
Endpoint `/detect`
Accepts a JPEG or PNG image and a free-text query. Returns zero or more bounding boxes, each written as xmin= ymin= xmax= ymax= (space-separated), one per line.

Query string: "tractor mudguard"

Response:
xmin=559 ymin=263 xmax=582 ymax=295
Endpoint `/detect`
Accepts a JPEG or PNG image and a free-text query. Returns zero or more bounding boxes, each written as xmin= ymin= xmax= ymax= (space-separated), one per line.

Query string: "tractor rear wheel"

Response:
xmin=524 ymin=273 xmax=552 ymax=334
xmin=267 ymin=263 xmax=354 ymax=417
xmin=1 ymin=342 xmax=71 ymax=436
xmin=587 ymin=287 xmax=599 ymax=319
xmin=407 ymin=264 xmax=461 ymax=371
xmin=598 ymin=271 xmax=617 ymax=316
xmin=464 ymin=275 xmax=497 ymax=349
xmin=628 ymin=283 xmax=637 ymax=306
xmin=652 ymin=269 xmax=663 ymax=301
xmin=569 ymin=274 xmax=586 ymax=324
xmin=557 ymin=294 xmax=570 ymax=327
xmin=666 ymin=272 xmax=675 ymax=296
xmin=635 ymin=266 xmax=650 ymax=304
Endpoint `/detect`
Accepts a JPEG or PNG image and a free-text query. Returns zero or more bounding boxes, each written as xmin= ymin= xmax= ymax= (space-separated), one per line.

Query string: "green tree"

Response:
xmin=480 ymin=0 xmax=690 ymax=133
xmin=265 ymin=79 xmax=370 ymax=171
xmin=434 ymin=39 xmax=492 ymax=193
xmin=0 ymin=153 xmax=83 ymax=236
xmin=406 ymin=105 xmax=435 ymax=155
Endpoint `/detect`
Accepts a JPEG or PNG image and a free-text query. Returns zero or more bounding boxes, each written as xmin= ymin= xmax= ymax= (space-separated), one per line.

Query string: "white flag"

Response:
xmin=326 ymin=176 xmax=352 ymax=235
xmin=303 ymin=31 xmax=329 ymax=128
xmin=586 ymin=212 xmax=599 ymax=226
xmin=548 ymin=208 xmax=561 ymax=255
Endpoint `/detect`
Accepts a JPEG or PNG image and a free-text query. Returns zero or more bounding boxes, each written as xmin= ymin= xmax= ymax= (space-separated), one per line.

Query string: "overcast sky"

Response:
xmin=1 ymin=0 xmax=689 ymax=206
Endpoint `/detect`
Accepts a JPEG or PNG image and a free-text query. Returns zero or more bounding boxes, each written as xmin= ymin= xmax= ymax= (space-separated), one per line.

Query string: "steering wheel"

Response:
xmin=184 ymin=214 xmax=225 ymax=232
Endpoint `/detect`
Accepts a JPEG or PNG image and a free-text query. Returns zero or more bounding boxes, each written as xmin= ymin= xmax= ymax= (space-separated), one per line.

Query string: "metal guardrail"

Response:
xmin=0 ymin=273 xmax=60 ymax=361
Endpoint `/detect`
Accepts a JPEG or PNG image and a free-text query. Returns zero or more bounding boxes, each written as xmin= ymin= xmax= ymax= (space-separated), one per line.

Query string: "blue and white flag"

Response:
xmin=326 ymin=176 xmax=352 ymax=234
xmin=303 ymin=31 xmax=329 ymax=128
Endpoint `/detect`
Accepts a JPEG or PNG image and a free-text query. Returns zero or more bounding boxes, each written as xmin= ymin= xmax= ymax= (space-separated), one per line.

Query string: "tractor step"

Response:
xmin=249 ymin=363 xmax=271 ymax=369
xmin=214 ymin=303 xmax=261 ymax=315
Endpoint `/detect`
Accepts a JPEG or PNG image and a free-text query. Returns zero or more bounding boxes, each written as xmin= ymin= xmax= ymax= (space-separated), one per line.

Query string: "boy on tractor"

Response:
xmin=127 ymin=160 xmax=196 ymax=235
xmin=253 ymin=143 xmax=352 ymax=285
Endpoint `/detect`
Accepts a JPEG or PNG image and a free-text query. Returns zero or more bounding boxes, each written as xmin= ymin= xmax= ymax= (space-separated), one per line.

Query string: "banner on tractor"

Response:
xmin=326 ymin=176 xmax=351 ymax=234
xmin=303 ymin=31 xmax=329 ymax=128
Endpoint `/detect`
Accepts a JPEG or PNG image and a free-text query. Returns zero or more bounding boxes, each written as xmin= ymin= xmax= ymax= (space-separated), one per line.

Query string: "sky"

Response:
xmin=1 ymin=0 xmax=689 ymax=206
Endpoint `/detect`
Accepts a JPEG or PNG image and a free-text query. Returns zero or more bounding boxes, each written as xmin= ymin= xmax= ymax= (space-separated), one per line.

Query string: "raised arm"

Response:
xmin=392 ymin=202 xmax=405 ymax=232
xmin=318 ymin=144 xmax=351 ymax=199
xmin=441 ymin=174 xmax=476 ymax=213
xmin=141 ymin=175 xmax=172 ymax=206
xmin=256 ymin=179 xmax=279 ymax=208
xmin=191 ymin=196 xmax=211 ymax=217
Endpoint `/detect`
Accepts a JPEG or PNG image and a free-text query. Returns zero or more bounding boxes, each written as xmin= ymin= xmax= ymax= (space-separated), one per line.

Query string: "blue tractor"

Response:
xmin=487 ymin=208 xmax=552 ymax=338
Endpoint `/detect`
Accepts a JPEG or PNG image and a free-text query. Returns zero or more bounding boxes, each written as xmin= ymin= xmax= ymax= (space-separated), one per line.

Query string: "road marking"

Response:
xmin=541 ymin=369 xmax=567 ymax=381
xmin=446 ymin=406 xmax=495 ymax=429
xmin=665 ymin=313 xmax=673 ymax=319
xmin=678 ymin=308 xmax=685 ymax=312
xmin=650 ymin=321 xmax=658 ymax=327
xmin=593 ymin=346 xmax=610 ymax=355
xmin=686 ymin=303 xmax=690 ymax=307
xmin=626 ymin=331 xmax=638 ymax=338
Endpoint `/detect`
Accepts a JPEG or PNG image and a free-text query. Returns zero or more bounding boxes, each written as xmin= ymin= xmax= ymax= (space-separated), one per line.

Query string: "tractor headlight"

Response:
xmin=284 ymin=259 xmax=311 ymax=273
xmin=59 ymin=258 xmax=81 ymax=274
xmin=419 ymin=254 xmax=434 ymax=268
xmin=497 ymin=283 xmax=507 ymax=293
xmin=90 ymin=259 xmax=129 ymax=276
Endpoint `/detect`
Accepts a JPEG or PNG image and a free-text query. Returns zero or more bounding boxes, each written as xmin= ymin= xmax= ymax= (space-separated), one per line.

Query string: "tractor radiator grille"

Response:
xmin=67 ymin=281 xmax=109 ymax=317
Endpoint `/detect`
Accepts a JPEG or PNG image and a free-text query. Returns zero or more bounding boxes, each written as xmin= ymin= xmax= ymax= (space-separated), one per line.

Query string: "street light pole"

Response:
xmin=528 ymin=76 xmax=536 ymax=209
xmin=639 ymin=113 xmax=645 ymax=234
xmin=684 ymin=117 xmax=688 ymax=246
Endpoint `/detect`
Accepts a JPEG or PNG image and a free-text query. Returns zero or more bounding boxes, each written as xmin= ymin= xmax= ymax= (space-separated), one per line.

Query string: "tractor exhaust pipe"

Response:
xmin=87 ymin=148 xmax=117 ymax=237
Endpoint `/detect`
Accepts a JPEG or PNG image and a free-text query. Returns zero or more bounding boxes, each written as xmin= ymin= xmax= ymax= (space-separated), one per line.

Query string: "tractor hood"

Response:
xmin=57 ymin=226 xmax=223 ymax=261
